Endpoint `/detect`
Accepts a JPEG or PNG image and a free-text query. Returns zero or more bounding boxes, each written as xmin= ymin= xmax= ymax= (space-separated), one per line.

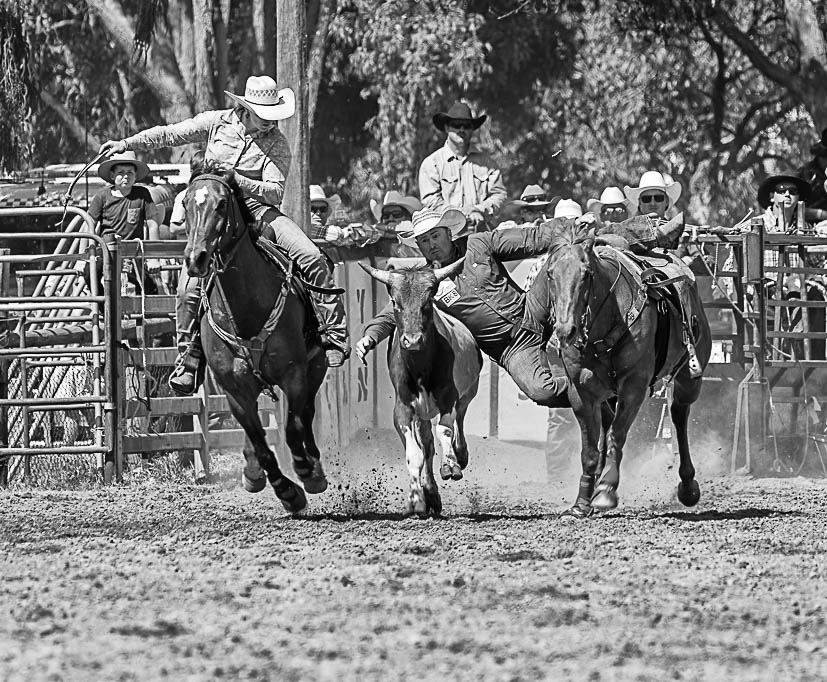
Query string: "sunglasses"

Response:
xmin=310 ymin=204 xmax=329 ymax=214
xmin=640 ymin=194 xmax=667 ymax=204
xmin=447 ymin=122 xmax=475 ymax=131
xmin=773 ymin=185 xmax=800 ymax=196
xmin=381 ymin=209 xmax=408 ymax=221
xmin=602 ymin=205 xmax=627 ymax=214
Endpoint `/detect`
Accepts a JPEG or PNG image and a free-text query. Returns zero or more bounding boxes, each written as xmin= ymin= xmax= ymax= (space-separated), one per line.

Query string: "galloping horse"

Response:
xmin=183 ymin=167 xmax=328 ymax=513
xmin=527 ymin=223 xmax=711 ymax=517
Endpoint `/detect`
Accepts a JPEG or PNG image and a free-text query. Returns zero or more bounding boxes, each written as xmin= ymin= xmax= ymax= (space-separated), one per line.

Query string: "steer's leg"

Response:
xmin=417 ymin=417 xmax=442 ymax=517
xmin=394 ymin=400 xmax=427 ymax=516
xmin=453 ymin=386 xmax=475 ymax=471
xmin=437 ymin=410 xmax=462 ymax=481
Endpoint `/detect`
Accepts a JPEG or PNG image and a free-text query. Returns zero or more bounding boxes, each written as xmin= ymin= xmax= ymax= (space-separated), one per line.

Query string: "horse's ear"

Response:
xmin=223 ymin=168 xmax=235 ymax=185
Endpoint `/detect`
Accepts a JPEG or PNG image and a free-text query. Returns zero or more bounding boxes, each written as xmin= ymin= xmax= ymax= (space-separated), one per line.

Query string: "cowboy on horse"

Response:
xmin=99 ymin=75 xmax=350 ymax=395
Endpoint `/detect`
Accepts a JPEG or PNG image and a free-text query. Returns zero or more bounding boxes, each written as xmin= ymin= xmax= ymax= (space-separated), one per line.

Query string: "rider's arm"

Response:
xmin=486 ymin=222 xmax=562 ymax=261
xmin=362 ymin=302 xmax=396 ymax=346
xmin=121 ymin=111 xmax=221 ymax=151
xmin=232 ymin=131 xmax=290 ymax=206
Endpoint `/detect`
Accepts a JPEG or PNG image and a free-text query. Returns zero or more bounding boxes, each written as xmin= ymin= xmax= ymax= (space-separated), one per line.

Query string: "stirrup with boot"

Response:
xmin=169 ymin=337 xmax=205 ymax=395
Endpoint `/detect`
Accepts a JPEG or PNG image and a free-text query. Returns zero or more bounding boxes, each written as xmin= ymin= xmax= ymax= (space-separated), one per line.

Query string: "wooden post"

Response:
xmin=277 ymin=0 xmax=310 ymax=233
xmin=104 ymin=235 xmax=123 ymax=484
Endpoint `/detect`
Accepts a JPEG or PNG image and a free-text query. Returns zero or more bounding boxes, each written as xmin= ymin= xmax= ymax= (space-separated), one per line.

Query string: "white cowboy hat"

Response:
xmin=224 ymin=75 xmax=295 ymax=121
xmin=624 ymin=170 xmax=681 ymax=210
xmin=97 ymin=151 xmax=150 ymax=183
xmin=309 ymin=184 xmax=330 ymax=208
xmin=586 ymin=186 xmax=634 ymax=215
xmin=553 ymin=198 xmax=583 ymax=219
xmin=370 ymin=190 xmax=422 ymax=222
xmin=513 ymin=184 xmax=553 ymax=208
xmin=399 ymin=207 xmax=467 ymax=248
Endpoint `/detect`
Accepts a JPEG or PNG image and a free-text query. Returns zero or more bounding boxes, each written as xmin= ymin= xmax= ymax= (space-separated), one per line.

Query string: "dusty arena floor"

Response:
xmin=2 ymin=430 xmax=827 ymax=681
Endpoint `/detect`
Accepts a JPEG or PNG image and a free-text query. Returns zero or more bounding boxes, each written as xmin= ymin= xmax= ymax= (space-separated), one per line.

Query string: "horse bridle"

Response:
xmin=187 ymin=174 xmax=247 ymax=274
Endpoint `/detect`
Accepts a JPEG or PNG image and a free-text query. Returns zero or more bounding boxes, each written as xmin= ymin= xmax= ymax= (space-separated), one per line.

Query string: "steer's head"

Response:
xmin=360 ymin=259 xmax=465 ymax=351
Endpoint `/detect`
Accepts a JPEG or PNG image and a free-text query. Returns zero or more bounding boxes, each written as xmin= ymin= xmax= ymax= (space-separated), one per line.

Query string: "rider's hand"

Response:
xmin=99 ymin=140 xmax=127 ymax=157
xmin=468 ymin=210 xmax=486 ymax=229
xmin=145 ymin=259 xmax=162 ymax=274
xmin=577 ymin=212 xmax=597 ymax=228
xmin=354 ymin=336 xmax=376 ymax=365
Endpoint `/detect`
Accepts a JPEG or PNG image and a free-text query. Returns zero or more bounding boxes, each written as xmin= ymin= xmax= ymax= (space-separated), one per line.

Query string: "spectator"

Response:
xmin=371 ymin=190 xmax=422 ymax=257
xmin=309 ymin=184 xmax=382 ymax=248
xmin=418 ymin=101 xmax=507 ymax=231
xmin=497 ymin=184 xmax=558 ymax=230
xmin=587 ymin=186 xmax=633 ymax=223
xmin=757 ymin=173 xmax=812 ymax=236
xmin=87 ymin=151 xmax=164 ymax=293
xmin=797 ymin=127 xmax=827 ymax=223
xmin=624 ymin=171 xmax=681 ymax=219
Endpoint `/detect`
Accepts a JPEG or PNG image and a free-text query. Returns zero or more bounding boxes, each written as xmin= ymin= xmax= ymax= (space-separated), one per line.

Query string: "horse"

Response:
xmin=527 ymin=223 xmax=712 ymax=517
xmin=182 ymin=167 xmax=328 ymax=513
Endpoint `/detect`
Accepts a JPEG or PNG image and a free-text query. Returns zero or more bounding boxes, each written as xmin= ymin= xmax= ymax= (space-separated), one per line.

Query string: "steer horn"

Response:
xmin=433 ymin=258 xmax=465 ymax=282
xmin=358 ymin=262 xmax=396 ymax=286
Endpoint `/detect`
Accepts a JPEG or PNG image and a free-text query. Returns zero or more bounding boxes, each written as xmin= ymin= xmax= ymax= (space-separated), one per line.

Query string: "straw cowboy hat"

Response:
xmin=224 ymin=75 xmax=295 ymax=121
xmin=756 ymin=174 xmax=811 ymax=209
xmin=432 ymin=102 xmax=487 ymax=132
xmin=553 ymin=198 xmax=583 ymax=219
xmin=399 ymin=207 xmax=468 ymax=248
xmin=370 ymin=191 xmax=422 ymax=222
xmin=624 ymin=171 xmax=681 ymax=209
xmin=97 ymin=151 xmax=150 ymax=183
xmin=587 ymin=186 xmax=633 ymax=215
xmin=513 ymin=184 xmax=554 ymax=208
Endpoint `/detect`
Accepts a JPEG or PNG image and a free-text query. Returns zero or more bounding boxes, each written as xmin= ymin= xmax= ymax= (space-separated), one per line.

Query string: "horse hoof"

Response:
xmin=439 ymin=463 xmax=453 ymax=481
xmin=242 ymin=471 xmax=267 ymax=493
xmin=677 ymin=480 xmax=701 ymax=507
xmin=591 ymin=485 xmax=618 ymax=511
xmin=276 ymin=483 xmax=307 ymax=514
xmin=406 ymin=497 xmax=427 ymax=517
xmin=455 ymin=450 xmax=469 ymax=470
xmin=561 ymin=503 xmax=593 ymax=520
xmin=450 ymin=464 xmax=463 ymax=481
xmin=424 ymin=490 xmax=443 ymax=517
xmin=303 ymin=475 xmax=328 ymax=495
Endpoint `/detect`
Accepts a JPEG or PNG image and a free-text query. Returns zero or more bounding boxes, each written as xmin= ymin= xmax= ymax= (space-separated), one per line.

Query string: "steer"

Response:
xmin=361 ymin=261 xmax=482 ymax=516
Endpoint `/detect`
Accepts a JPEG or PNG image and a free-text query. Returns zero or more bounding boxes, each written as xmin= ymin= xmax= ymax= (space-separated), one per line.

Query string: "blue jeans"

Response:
xmin=500 ymin=328 xmax=570 ymax=408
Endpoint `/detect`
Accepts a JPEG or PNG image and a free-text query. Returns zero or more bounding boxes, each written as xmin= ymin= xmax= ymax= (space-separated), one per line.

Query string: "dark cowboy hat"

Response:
xmin=432 ymin=102 xmax=487 ymax=132
xmin=811 ymin=126 xmax=827 ymax=157
xmin=757 ymin=174 xmax=811 ymax=208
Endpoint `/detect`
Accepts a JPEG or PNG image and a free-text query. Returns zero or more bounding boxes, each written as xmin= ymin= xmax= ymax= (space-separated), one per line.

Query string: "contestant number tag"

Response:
xmin=436 ymin=279 xmax=460 ymax=306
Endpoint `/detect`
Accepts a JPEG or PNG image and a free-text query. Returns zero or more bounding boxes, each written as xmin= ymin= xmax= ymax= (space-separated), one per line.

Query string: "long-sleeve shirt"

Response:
xmin=122 ymin=109 xmax=291 ymax=207
xmin=418 ymin=142 xmax=507 ymax=220
xmin=362 ymin=224 xmax=563 ymax=364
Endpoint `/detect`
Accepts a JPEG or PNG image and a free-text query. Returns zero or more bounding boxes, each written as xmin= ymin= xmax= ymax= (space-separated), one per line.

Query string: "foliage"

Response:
xmin=0 ymin=1 xmax=33 ymax=173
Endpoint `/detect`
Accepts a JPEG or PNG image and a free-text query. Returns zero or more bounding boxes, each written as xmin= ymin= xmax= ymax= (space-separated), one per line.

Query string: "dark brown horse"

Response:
xmin=527 ymin=223 xmax=711 ymax=517
xmin=183 ymin=168 xmax=328 ymax=513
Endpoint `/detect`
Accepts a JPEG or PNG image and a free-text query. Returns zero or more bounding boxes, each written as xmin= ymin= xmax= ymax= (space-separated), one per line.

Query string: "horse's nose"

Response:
xmin=554 ymin=323 xmax=578 ymax=347
xmin=186 ymin=250 xmax=209 ymax=277
xmin=400 ymin=332 xmax=424 ymax=350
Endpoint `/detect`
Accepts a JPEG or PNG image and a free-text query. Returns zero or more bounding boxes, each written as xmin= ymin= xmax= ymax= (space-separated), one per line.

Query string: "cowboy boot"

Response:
xmin=169 ymin=276 xmax=205 ymax=395
xmin=310 ymin=291 xmax=351 ymax=367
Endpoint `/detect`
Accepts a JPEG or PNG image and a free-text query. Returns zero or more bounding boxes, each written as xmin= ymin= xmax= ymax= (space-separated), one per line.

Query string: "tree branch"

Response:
xmin=39 ymin=91 xmax=101 ymax=152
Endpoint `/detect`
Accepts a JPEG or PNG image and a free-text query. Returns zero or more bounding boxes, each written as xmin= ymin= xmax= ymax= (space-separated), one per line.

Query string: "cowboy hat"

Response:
xmin=309 ymin=184 xmax=331 ymax=208
xmin=756 ymin=174 xmax=811 ymax=208
xmin=370 ymin=191 xmax=422 ymax=222
xmin=97 ymin=151 xmax=150 ymax=183
xmin=624 ymin=170 xmax=681 ymax=210
xmin=224 ymin=75 xmax=295 ymax=121
xmin=399 ymin=207 xmax=467 ymax=248
xmin=587 ymin=186 xmax=634 ymax=215
xmin=432 ymin=102 xmax=487 ymax=132
xmin=513 ymin=184 xmax=553 ymax=208
xmin=553 ymin=198 xmax=583 ymax=219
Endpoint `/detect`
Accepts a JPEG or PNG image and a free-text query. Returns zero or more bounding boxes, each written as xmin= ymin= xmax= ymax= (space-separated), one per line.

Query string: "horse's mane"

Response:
xmin=189 ymin=160 xmax=242 ymax=199
xmin=546 ymin=220 xmax=594 ymax=258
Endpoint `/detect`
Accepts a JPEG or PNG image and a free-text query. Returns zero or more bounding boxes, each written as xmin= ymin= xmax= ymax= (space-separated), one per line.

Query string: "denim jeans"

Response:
xmin=501 ymin=328 xmax=570 ymax=408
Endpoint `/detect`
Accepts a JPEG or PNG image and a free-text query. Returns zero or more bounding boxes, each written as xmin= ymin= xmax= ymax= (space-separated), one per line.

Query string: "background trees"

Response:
xmin=2 ymin=0 xmax=825 ymax=225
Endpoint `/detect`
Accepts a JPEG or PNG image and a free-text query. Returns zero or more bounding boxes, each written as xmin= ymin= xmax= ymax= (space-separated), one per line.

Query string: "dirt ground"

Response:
xmin=2 ymin=429 xmax=827 ymax=682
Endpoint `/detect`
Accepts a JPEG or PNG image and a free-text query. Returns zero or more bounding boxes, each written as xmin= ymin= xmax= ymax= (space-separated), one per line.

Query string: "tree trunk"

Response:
xmin=192 ymin=0 xmax=216 ymax=110
xmin=307 ymin=0 xmax=335 ymax=132
xmin=214 ymin=0 xmax=232 ymax=98
xmin=277 ymin=0 xmax=309 ymax=232
xmin=254 ymin=0 xmax=277 ymax=75
xmin=172 ymin=0 xmax=197 ymax=98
